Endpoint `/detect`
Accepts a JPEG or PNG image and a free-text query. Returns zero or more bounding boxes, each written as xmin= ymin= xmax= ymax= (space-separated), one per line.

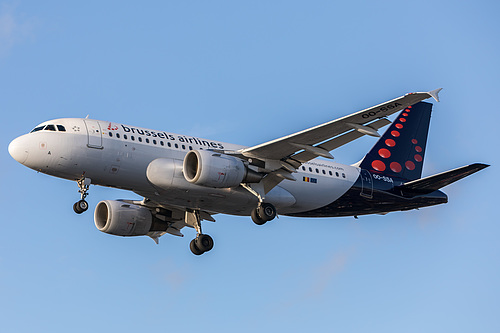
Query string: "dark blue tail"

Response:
xmin=359 ymin=101 xmax=432 ymax=181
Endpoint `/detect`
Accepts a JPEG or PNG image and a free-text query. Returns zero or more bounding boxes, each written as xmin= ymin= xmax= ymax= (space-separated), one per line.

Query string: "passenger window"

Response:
xmin=153 ymin=139 xmax=157 ymax=145
xmin=309 ymin=167 xmax=312 ymax=172
xmin=182 ymin=145 xmax=185 ymax=150
xmin=145 ymin=138 xmax=149 ymax=143
xmin=336 ymin=172 xmax=339 ymax=177
xmin=138 ymin=137 xmax=142 ymax=142
xmin=116 ymin=133 xmax=120 ymax=138
xmin=131 ymin=136 xmax=135 ymax=141
xmin=174 ymin=143 xmax=178 ymax=148
xmin=342 ymin=173 xmax=346 ymax=178
xmin=189 ymin=146 xmax=193 ymax=150
xmin=56 ymin=125 xmax=66 ymax=132
xmin=160 ymin=141 xmax=164 ymax=146
xmin=45 ymin=125 xmax=56 ymax=131
xmin=108 ymin=132 xmax=113 ymax=137
xmin=124 ymin=134 xmax=128 ymax=140
xmin=322 ymin=170 xmax=326 ymax=175
xmin=302 ymin=166 xmax=306 ymax=171
xmin=329 ymin=171 xmax=332 ymax=176
xmin=167 ymin=142 xmax=171 ymax=147
xmin=315 ymin=168 xmax=319 ymax=173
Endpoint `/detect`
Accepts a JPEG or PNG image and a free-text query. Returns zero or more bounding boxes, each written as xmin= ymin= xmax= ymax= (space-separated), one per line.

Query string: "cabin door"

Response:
xmin=83 ymin=119 xmax=103 ymax=149
xmin=360 ymin=169 xmax=373 ymax=199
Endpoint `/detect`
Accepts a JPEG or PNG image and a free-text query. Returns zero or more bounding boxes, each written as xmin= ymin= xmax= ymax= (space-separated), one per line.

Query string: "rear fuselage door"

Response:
xmin=83 ymin=119 xmax=103 ymax=149
xmin=360 ymin=169 xmax=373 ymax=199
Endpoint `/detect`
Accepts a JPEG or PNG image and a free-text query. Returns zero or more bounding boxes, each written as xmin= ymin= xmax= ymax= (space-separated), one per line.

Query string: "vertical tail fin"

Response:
xmin=359 ymin=101 xmax=433 ymax=181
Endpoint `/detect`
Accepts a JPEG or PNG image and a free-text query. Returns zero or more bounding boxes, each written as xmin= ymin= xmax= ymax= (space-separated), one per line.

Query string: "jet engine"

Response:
xmin=183 ymin=150 xmax=262 ymax=188
xmin=94 ymin=200 xmax=155 ymax=236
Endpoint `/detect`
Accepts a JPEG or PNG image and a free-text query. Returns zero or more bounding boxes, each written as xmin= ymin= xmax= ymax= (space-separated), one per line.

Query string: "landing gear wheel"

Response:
xmin=73 ymin=200 xmax=88 ymax=214
xmin=258 ymin=203 xmax=276 ymax=221
xmin=251 ymin=208 xmax=267 ymax=225
xmin=196 ymin=234 xmax=214 ymax=252
xmin=190 ymin=239 xmax=204 ymax=256
xmin=251 ymin=203 xmax=276 ymax=225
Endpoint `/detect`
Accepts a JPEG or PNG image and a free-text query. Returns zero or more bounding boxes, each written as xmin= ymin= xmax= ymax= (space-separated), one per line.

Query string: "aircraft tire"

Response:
xmin=251 ymin=208 xmax=267 ymax=225
xmin=258 ymin=203 xmax=276 ymax=221
xmin=196 ymin=234 xmax=214 ymax=252
xmin=190 ymin=239 xmax=204 ymax=255
xmin=73 ymin=200 xmax=88 ymax=214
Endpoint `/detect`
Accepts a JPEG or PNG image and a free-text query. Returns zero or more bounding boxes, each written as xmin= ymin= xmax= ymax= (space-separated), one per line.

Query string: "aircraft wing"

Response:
xmin=240 ymin=89 xmax=442 ymax=169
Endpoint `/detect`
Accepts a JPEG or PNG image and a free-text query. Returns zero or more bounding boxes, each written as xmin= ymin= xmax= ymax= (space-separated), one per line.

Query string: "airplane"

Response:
xmin=8 ymin=88 xmax=489 ymax=255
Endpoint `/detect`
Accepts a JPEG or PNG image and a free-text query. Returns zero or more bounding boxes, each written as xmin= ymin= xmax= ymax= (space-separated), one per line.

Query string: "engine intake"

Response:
xmin=183 ymin=150 xmax=262 ymax=188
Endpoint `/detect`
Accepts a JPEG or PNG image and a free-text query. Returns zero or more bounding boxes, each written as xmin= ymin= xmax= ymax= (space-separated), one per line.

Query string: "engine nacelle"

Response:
xmin=183 ymin=150 xmax=262 ymax=188
xmin=94 ymin=200 xmax=153 ymax=236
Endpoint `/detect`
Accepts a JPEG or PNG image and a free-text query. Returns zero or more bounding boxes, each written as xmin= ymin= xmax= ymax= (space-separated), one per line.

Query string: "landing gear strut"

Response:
xmin=186 ymin=209 xmax=214 ymax=256
xmin=251 ymin=202 xmax=277 ymax=225
xmin=240 ymin=183 xmax=278 ymax=226
xmin=73 ymin=177 xmax=91 ymax=214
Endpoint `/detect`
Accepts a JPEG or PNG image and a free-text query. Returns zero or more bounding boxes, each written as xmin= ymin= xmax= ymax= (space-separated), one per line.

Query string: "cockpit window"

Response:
xmin=30 ymin=124 xmax=67 ymax=133
xmin=30 ymin=126 xmax=45 ymax=133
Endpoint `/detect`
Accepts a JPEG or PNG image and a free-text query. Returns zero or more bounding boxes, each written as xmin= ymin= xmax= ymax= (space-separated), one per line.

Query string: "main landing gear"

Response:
xmin=186 ymin=210 xmax=214 ymax=256
xmin=73 ymin=177 xmax=91 ymax=214
xmin=190 ymin=234 xmax=214 ymax=256
xmin=251 ymin=202 xmax=277 ymax=225
xmin=240 ymin=183 xmax=277 ymax=226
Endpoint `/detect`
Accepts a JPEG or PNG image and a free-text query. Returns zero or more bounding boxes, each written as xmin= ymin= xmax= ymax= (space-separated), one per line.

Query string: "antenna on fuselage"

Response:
xmin=85 ymin=115 xmax=89 ymax=119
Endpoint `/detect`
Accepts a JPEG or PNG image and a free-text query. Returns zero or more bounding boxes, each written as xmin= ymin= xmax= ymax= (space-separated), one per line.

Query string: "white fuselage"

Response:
xmin=9 ymin=118 xmax=361 ymax=216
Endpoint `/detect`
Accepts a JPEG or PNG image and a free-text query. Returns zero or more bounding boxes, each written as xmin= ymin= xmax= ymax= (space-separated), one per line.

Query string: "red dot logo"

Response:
xmin=407 ymin=106 xmax=412 ymax=109
xmin=372 ymin=160 xmax=386 ymax=172
xmin=414 ymin=154 xmax=422 ymax=162
xmin=402 ymin=113 xmax=408 ymax=117
xmin=411 ymin=139 xmax=418 ymax=144
xmin=378 ymin=148 xmax=391 ymax=158
xmin=399 ymin=118 xmax=406 ymax=122
xmin=395 ymin=123 xmax=403 ymax=129
xmin=385 ymin=139 xmax=396 ymax=147
xmin=391 ymin=130 xmax=400 ymax=137
xmin=415 ymin=146 xmax=422 ymax=152
xmin=405 ymin=161 xmax=415 ymax=170
xmin=390 ymin=162 xmax=402 ymax=173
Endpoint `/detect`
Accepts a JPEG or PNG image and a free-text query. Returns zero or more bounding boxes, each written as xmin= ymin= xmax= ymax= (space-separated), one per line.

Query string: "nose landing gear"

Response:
xmin=73 ymin=177 xmax=91 ymax=214
xmin=73 ymin=200 xmax=89 ymax=214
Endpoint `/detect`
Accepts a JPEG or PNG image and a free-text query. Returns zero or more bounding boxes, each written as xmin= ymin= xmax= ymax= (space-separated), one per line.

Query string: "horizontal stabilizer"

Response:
xmin=398 ymin=163 xmax=489 ymax=194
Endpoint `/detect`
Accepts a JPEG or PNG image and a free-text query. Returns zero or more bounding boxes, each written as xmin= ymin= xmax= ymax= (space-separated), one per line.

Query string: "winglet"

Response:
xmin=428 ymin=88 xmax=443 ymax=102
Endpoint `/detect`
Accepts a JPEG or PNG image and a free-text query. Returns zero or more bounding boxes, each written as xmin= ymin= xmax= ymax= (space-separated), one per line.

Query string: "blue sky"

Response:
xmin=1 ymin=1 xmax=498 ymax=332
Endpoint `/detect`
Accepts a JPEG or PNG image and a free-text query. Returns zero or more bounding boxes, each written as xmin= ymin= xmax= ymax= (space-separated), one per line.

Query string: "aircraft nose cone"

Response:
xmin=8 ymin=136 xmax=29 ymax=164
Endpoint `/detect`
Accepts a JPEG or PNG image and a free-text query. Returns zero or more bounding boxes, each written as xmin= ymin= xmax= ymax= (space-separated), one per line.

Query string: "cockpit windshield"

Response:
xmin=30 ymin=124 xmax=66 ymax=133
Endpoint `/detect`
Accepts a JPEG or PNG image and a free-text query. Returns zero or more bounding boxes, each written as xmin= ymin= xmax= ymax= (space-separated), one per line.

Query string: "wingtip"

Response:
xmin=473 ymin=163 xmax=490 ymax=169
xmin=428 ymin=88 xmax=443 ymax=102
